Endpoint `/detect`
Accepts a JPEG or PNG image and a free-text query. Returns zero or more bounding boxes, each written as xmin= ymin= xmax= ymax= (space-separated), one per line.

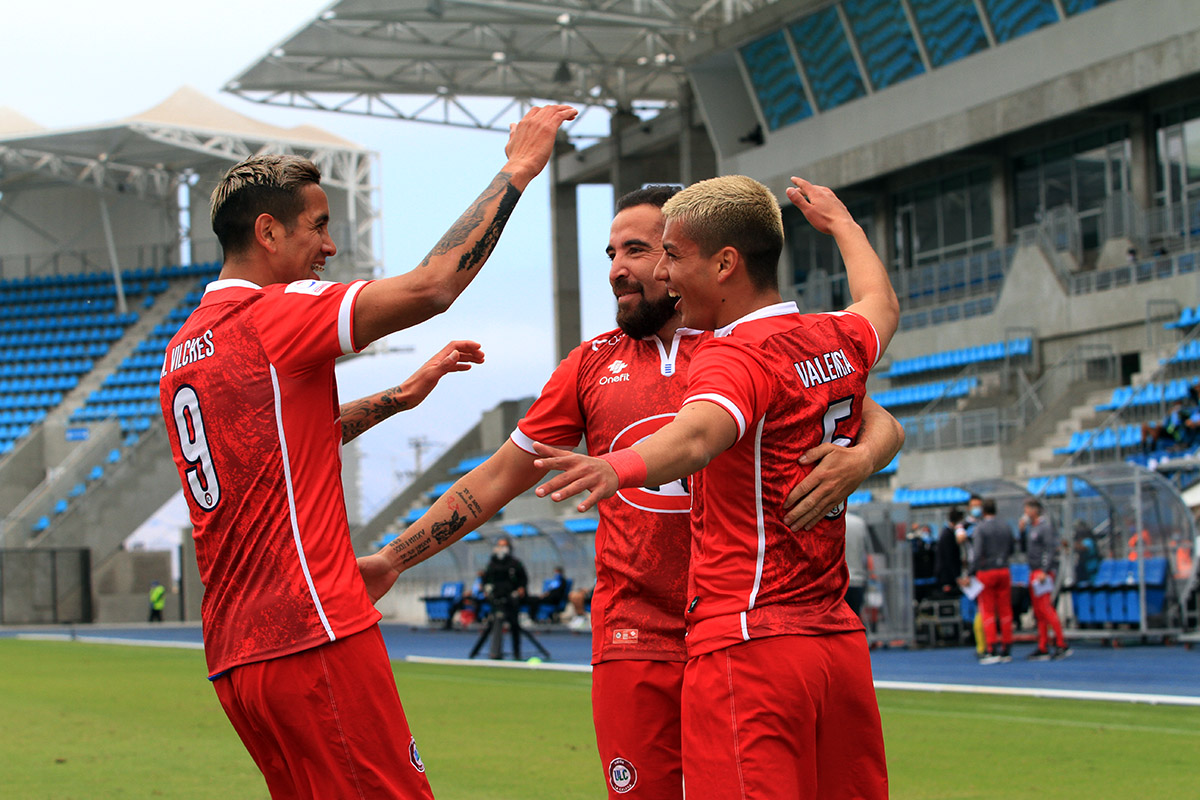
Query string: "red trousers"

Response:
xmin=681 ymin=632 xmax=887 ymax=800
xmin=977 ymin=567 xmax=1013 ymax=651
xmin=212 ymin=625 xmax=434 ymax=800
xmin=1030 ymin=570 xmax=1065 ymax=650
xmin=593 ymin=659 xmax=685 ymax=799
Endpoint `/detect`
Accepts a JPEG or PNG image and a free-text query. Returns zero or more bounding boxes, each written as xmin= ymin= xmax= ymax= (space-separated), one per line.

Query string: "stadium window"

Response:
xmin=908 ymin=0 xmax=989 ymax=68
xmin=788 ymin=8 xmax=867 ymax=112
xmin=739 ymin=31 xmax=813 ymax=132
xmin=891 ymin=169 xmax=993 ymax=273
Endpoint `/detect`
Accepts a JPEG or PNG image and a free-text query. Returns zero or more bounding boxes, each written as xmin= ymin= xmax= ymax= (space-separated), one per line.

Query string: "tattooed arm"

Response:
xmin=339 ymin=340 xmax=484 ymax=444
xmin=352 ymin=104 xmax=577 ymax=349
xmin=358 ymin=440 xmax=550 ymax=603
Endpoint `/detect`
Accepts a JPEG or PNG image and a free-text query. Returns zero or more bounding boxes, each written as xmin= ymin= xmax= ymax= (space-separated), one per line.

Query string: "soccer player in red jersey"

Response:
xmin=533 ymin=175 xmax=899 ymax=799
xmin=358 ymin=185 xmax=903 ymax=799
xmin=158 ymin=104 xmax=576 ymax=799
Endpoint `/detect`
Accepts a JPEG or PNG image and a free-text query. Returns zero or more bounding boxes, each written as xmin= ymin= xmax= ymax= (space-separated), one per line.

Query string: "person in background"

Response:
xmin=524 ymin=565 xmax=570 ymax=622
xmin=1072 ymin=521 xmax=1100 ymax=585
xmin=844 ymin=513 xmax=870 ymax=617
xmin=972 ymin=498 xmax=1014 ymax=664
xmin=148 ymin=580 xmax=166 ymax=623
xmin=935 ymin=509 xmax=965 ymax=598
xmin=1020 ymin=499 xmax=1071 ymax=660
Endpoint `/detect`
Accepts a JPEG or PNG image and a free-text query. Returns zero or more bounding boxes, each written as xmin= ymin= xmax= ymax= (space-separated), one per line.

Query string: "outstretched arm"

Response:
xmin=357 ymin=440 xmax=548 ymax=602
xmin=340 ymin=340 xmax=484 ymax=444
xmin=782 ymin=397 xmax=904 ymax=531
xmin=786 ymin=177 xmax=899 ymax=353
xmin=533 ymin=400 xmax=737 ymax=513
xmin=352 ymin=105 xmax=577 ymax=348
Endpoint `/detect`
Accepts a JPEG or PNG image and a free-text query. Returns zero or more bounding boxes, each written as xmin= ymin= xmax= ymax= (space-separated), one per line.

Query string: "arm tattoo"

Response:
xmin=456 ymin=488 xmax=483 ymax=519
xmin=418 ymin=172 xmax=521 ymax=273
xmin=340 ymin=386 xmax=409 ymax=443
xmin=430 ymin=509 xmax=468 ymax=544
xmin=388 ymin=527 xmax=432 ymax=567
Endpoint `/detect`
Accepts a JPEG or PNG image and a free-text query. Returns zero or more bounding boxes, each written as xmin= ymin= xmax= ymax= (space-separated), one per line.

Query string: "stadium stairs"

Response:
xmin=0 ymin=271 xmax=211 ymax=622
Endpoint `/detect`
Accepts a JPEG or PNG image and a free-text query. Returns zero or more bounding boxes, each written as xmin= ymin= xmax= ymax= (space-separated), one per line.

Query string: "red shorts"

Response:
xmin=592 ymin=659 xmax=685 ymax=799
xmin=212 ymin=625 xmax=434 ymax=800
xmin=682 ymin=632 xmax=887 ymax=800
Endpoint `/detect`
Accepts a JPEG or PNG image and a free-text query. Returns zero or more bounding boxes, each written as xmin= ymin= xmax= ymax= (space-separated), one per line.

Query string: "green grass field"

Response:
xmin=2 ymin=639 xmax=1197 ymax=799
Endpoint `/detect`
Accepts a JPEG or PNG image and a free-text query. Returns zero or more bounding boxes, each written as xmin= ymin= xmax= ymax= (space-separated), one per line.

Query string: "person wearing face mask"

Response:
xmin=480 ymin=536 xmax=529 ymax=660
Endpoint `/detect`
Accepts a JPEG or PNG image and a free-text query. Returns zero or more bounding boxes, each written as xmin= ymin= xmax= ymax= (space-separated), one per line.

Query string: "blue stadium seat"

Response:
xmin=421 ymin=581 xmax=464 ymax=625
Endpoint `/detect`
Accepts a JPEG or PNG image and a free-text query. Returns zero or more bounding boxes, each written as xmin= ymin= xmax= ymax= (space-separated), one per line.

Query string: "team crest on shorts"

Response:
xmin=608 ymin=757 xmax=637 ymax=793
xmin=409 ymin=736 xmax=425 ymax=773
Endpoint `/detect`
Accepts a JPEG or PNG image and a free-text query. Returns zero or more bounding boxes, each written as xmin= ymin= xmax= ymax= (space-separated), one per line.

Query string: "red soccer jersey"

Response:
xmin=680 ymin=302 xmax=880 ymax=658
xmin=159 ymin=278 xmax=381 ymax=677
xmin=512 ymin=327 xmax=704 ymax=663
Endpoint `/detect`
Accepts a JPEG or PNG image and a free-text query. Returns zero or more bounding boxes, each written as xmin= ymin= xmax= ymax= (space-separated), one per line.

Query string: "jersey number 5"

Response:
xmin=820 ymin=396 xmax=854 ymax=519
xmin=171 ymin=385 xmax=221 ymax=511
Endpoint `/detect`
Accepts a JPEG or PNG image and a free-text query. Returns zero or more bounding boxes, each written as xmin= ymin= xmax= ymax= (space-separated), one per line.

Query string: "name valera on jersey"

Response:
xmin=165 ymin=330 xmax=215 ymax=374
xmin=793 ymin=348 xmax=856 ymax=388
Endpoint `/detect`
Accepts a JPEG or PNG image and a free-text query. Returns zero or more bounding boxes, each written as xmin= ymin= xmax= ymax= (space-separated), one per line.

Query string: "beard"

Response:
xmin=616 ymin=291 xmax=679 ymax=340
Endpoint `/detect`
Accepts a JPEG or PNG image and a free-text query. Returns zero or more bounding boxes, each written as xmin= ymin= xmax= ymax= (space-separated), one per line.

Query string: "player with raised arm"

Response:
xmin=533 ymin=175 xmax=899 ymax=799
xmin=358 ymin=182 xmax=903 ymax=799
xmin=158 ymin=104 xmax=575 ymax=799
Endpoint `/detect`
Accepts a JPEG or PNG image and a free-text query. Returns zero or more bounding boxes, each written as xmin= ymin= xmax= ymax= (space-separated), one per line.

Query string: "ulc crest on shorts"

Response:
xmin=409 ymin=736 xmax=425 ymax=773
xmin=608 ymin=757 xmax=638 ymax=793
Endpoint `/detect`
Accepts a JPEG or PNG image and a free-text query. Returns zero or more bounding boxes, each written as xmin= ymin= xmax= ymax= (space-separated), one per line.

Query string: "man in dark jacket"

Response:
xmin=971 ymin=499 xmax=1013 ymax=663
xmin=935 ymin=509 xmax=965 ymax=597
xmin=482 ymin=536 xmax=528 ymax=659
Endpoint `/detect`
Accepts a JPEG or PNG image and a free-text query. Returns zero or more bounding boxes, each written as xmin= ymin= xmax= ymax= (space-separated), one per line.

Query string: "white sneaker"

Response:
xmin=569 ymin=615 xmax=588 ymax=632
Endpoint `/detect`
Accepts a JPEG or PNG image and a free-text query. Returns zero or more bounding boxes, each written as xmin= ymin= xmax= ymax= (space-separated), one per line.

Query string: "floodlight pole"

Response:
xmin=98 ymin=196 xmax=128 ymax=315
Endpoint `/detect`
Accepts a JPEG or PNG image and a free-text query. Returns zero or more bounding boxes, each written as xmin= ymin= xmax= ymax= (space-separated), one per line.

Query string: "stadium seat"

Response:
xmin=421 ymin=581 xmax=464 ymax=625
xmin=529 ymin=577 xmax=573 ymax=623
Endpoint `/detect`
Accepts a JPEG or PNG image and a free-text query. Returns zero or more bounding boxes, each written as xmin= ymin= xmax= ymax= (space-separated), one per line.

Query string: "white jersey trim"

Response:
xmin=648 ymin=328 xmax=704 ymax=377
xmin=746 ymin=415 xmax=767 ymax=612
xmin=822 ymin=310 xmax=882 ymax=368
xmin=204 ymin=278 xmax=261 ymax=295
xmin=682 ymin=392 xmax=746 ymax=441
xmin=713 ymin=301 xmax=799 ymax=338
xmin=338 ymin=280 xmax=369 ymax=355
xmin=510 ymin=427 xmax=538 ymax=455
xmin=270 ymin=363 xmax=335 ymax=642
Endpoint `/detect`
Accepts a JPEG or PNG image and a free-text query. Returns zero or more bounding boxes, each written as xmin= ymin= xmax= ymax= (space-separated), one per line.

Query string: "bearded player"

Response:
xmin=534 ymin=175 xmax=898 ymax=799
xmin=360 ymin=182 xmax=902 ymax=798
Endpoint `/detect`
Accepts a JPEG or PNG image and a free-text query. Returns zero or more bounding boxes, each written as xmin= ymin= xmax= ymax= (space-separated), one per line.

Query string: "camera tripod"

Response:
xmin=468 ymin=597 xmax=552 ymax=661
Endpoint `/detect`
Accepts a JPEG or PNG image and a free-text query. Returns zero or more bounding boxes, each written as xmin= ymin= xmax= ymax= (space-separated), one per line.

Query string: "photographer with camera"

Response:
xmin=482 ymin=536 xmax=529 ymax=660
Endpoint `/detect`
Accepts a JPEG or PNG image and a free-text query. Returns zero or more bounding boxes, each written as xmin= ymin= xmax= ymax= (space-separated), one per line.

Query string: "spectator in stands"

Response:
xmin=482 ymin=536 xmax=529 ymax=659
xmin=1072 ymin=521 xmax=1100 ymax=585
xmin=443 ymin=570 xmax=485 ymax=630
xmin=568 ymin=585 xmax=593 ymax=631
xmin=1142 ymin=401 xmax=1189 ymax=453
xmin=1020 ymin=499 xmax=1071 ymax=660
xmin=524 ymin=565 xmax=570 ymax=622
xmin=964 ymin=494 xmax=986 ymax=658
xmin=844 ymin=513 xmax=869 ymax=616
xmin=971 ymin=498 xmax=1014 ymax=664
xmin=148 ymin=580 xmax=165 ymax=623
xmin=935 ymin=509 xmax=965 ymax=598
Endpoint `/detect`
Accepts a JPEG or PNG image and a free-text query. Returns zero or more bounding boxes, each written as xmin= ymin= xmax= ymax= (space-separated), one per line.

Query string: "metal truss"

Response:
xmin=226 ymin=0 xmax=780 ymax=135
xmin=0 ymin=143 xmax=177 ymax=199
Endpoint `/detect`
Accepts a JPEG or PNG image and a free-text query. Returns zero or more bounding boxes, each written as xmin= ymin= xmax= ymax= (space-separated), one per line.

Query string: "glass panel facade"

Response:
xmin=842 ymin=0 xmax=925 ymax=90
xmin=789 ymin=8 xmax=867 ymax=111
xmin=980 ymin=0 xmax=1060 ymax=44
xmin=1061 ymin=0 xmax=1117 ymax=15
xmin=740 ymin=31 xmax=813 ymax=132
xmin=1012 ymin=125 xmax=1131 ymax=238
xmin=908 ymin=0 xmax=989 ymax=68
xmin=892 ymin=168 xmax=994 ymax=270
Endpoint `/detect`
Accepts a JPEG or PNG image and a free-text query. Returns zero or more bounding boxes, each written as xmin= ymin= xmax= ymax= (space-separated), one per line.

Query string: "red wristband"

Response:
xmin=600 ymin=449 xmax=648 ymax=489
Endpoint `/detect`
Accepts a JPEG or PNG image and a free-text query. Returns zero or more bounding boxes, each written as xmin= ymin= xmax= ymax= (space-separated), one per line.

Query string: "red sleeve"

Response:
xmin=511 ymin=343 xmax=586 ymax=453
xmin=253 ymin=280 xmax=369 ymax=373
xmin=680 ymin=339 xmax=773 ymax=442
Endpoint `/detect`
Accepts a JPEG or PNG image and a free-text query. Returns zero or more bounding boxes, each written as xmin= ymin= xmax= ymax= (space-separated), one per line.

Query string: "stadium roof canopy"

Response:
xmin=0 ymin=88 xmax=379 ymax=283
xmin=225 ymin=0 xmax=781 ymax=135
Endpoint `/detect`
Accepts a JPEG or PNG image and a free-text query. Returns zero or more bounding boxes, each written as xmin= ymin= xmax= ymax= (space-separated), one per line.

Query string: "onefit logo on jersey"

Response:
xmin=608 ymin=758 xmax=638 ymax=794
xmin=600 ymin=358 xmax=631 ymax=386
xmin=409 ymin=736 xmax=425 ymax=773
xmin=610 ymin=415 xmax=690 ymax=513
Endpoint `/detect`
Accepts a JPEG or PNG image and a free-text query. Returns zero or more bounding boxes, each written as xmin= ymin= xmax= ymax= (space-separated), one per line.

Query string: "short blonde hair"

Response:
xmin=661 ymin=175 xmax=783 ymax=288
xmin=210 ymin=155 xmax=321 ymax=256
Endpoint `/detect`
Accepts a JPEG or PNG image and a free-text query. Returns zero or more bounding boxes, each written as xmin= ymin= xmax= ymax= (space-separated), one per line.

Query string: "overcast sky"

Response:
xmin=2 ymin=0 xmax=620 ymax=543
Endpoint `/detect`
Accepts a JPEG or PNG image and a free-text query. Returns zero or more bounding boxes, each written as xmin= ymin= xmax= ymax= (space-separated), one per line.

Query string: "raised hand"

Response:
xmin=503 ymin=105 xmax=578 ymax=189
xmin=785 ymin=177 xmax=859 ymax=237
xmin=531 ymin=442 xmax=620 ymax=513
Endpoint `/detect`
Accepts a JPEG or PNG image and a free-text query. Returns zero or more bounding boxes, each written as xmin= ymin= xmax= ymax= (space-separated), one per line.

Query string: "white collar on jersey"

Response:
xmin=713 ymin=301 xmax=799 ymax=338
xmin=203 ymin=278 xmax=262 ymax=295
xmin=645 ymin=326 xmax=705 ymax=377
